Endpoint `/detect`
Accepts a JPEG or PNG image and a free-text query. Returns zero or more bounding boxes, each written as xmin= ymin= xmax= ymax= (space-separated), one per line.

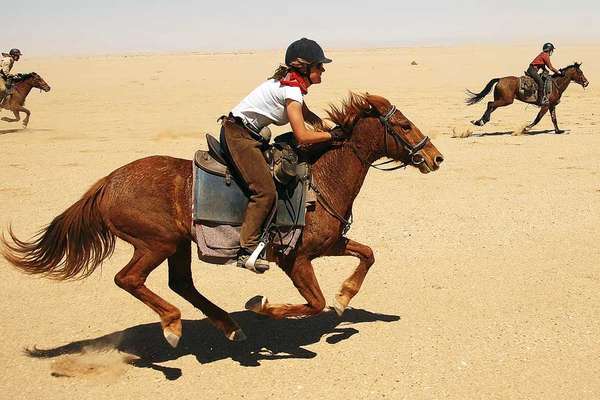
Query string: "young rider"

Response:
xmin=0 ymin=48 xmax=22 ymax=104
xmin=526 ymin=43 xmax=560 ymax=106
xmin=222 ymin=38 xmax=345 ymax=273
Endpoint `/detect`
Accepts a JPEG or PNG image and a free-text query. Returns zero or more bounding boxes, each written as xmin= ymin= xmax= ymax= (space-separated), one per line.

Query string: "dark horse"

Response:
xmin=1 ymin=72 xmax=51 ymax=127
xmin=1 ymin=94 xmax=443 ymax=348
xmin=467 ymin=63 xmax=589 ymax=133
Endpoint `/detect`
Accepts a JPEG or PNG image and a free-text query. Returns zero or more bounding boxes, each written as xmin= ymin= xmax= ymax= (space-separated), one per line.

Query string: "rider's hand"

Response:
xmin=329 ymin=126 xmax=348 ymax=142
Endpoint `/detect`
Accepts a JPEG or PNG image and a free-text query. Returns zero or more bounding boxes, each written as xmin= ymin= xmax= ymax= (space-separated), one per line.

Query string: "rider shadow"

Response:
xmin=24 ymin=308 xmax=400 ymax=380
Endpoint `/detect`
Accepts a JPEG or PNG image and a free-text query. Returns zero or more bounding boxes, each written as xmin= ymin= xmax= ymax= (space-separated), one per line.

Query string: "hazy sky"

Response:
xmin=6 ymin=0 xmax=599 ymax=55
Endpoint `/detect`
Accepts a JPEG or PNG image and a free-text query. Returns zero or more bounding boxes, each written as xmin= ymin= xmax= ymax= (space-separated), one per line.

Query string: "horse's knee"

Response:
xmin=363 ymin=247 xmax=375 ymax=268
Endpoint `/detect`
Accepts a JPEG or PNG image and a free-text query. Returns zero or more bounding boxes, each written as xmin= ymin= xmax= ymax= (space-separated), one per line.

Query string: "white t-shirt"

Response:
xmin=232 ymin=79 xmax=304 ymax=132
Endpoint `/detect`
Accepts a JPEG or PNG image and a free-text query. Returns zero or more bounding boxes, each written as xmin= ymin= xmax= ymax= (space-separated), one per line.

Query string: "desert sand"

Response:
xmin=0 ymin=45 xmax=599 ymax=399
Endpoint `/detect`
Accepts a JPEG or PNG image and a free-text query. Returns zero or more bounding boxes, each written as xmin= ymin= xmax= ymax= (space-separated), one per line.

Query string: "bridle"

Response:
xmin=310 ymin=104 xmax=431 ymax=234
xmin=351 ymin=105 xmax=430 ymax=171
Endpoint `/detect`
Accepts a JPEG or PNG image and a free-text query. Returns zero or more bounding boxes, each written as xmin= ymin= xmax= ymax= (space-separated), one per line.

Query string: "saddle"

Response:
xmin=192 ymin=133 xmax=313 ymax=263
xmin=519 ymin=73 xmax=553 ymax=103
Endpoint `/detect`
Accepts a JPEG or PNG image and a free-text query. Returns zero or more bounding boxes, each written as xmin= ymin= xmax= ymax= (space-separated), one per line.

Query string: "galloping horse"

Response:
xmin=1 ymin=94 xmax=443 ymax=347
xmin=467 ymin=63 xmax=589 ymax=133
xmin=1 ymin=72 xmax=51 ymax=127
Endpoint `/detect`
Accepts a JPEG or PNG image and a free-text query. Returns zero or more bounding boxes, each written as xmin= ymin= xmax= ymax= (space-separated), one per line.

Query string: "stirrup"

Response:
xmin=238 ymin=243 xmax=269 ymax=274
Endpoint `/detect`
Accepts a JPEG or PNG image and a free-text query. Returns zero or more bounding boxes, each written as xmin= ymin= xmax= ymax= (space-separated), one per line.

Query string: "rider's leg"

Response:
xmin=526 ymin=66 xmax=546 ymax=105
xmin=221 ymin=119 xmax=276 ymax=272
xmin=0 ymin=78 xmax=6 ymax=103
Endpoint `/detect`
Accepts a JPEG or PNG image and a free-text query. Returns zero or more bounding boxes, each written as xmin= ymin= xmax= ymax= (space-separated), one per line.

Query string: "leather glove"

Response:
xmin=329 ymin=126 xmax=348 ymax=141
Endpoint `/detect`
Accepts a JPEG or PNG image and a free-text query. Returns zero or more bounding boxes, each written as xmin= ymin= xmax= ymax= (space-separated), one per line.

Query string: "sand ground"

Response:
xmin=0 ymin=45 xmax=598 ymax=399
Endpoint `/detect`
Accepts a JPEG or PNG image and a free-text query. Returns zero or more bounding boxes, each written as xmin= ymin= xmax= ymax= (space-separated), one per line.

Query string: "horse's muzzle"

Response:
xmin=583 ymin=81 xmax=589 ymax=88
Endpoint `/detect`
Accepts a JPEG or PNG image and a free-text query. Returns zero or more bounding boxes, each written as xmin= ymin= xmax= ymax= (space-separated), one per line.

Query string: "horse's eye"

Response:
xmin=400 ymin=122 xmax=412 ymax=131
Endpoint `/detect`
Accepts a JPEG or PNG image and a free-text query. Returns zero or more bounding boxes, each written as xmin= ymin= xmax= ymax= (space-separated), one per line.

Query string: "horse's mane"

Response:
xmin=13 ymin=72 xmax=36 ymax=82
xmin=326 ymin=92 xmax=374 ymax=131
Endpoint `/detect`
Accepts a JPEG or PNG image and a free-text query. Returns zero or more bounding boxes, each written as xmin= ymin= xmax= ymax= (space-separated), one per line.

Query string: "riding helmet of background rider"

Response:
xmin=9 ymin=48 xmax=22 ymax=61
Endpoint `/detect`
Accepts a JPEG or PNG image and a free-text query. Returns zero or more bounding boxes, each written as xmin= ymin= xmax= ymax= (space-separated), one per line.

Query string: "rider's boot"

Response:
xmin=237 ymin=247 xmax=269 ymax=274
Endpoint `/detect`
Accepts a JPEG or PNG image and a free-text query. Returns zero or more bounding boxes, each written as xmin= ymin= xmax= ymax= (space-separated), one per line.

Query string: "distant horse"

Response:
xmin=1 ymin=72 xmax=51 ymax=127
xmin=467 ymin=63 xmax=589 ymax=133
xmin=1 ymin=93 xmax=443 ymax=348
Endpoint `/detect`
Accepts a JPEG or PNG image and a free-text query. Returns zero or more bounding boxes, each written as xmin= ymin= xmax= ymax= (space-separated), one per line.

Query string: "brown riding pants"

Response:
xmin=221 ymin=119 xmax=276 ymax=251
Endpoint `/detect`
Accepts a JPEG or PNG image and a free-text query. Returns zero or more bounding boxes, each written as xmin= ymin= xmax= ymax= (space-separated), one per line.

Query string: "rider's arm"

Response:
xmin=545 ymin=55 xmax=560 ymax=74
xmin=302 ymin=102 xmax=329 ymax=131
xmin=286 ymin=99 xmax=332 ymax=145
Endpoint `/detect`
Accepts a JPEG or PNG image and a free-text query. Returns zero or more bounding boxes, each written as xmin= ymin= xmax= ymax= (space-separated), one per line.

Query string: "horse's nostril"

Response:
xmin=434 ymin=155 xmax=444 ymax=166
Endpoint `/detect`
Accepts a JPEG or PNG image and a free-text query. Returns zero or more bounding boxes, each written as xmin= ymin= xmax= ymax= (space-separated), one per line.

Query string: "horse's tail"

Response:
xmin=1 ymin=177 xmax=115 ymax=281
xmin=465 ymin=78 xmax=500 ymax=105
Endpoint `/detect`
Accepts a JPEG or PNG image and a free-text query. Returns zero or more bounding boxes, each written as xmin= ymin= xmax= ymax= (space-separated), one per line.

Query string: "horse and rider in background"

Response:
xmin=467 ymin=43 xmax=589 ymax=134
xmin=0 ymin=48 xmax=51 ymax=127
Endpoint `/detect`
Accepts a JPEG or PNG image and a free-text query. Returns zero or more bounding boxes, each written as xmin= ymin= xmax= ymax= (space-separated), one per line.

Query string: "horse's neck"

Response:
xmin=311 ymin=143 xmax=372 ymax=218
xmin=554 ymin=74 xmax=572 ymax=95
xmin=14 ymin=81 xmax=33 ymax=98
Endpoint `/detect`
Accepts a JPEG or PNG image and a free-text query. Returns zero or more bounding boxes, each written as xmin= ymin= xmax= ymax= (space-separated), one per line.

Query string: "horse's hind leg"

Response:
xmin=472 ymin=86 xmax=514 ymax=126
xmin=167 ymin=241 xmax=246 ymax=341
xmin=114 ymin=245 xmax=183 ymax=347
xmin=245 ymin=256 xmax=326 ymax=319
xmin=324 ymin=238 xmax=375 ymax=316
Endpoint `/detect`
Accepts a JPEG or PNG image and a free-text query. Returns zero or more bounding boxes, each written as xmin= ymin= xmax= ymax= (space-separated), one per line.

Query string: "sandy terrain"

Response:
xmin=0 ymin=45 xmax=598 ymax=399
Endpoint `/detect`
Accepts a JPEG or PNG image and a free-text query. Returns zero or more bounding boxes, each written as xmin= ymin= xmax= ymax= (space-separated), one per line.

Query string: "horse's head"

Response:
xmin=328 ymin=93 xmax=443 ymax=173
xmin=560 ymin=62 xmax=589 ymax=88
xmin=27 ymin=72 xmax=51 ymax=92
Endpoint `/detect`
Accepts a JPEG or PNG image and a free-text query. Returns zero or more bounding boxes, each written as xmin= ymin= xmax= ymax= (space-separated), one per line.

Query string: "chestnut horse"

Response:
xmin=467 ymin=63 xmax=589 ymax=133
xmin=1 ymin=72 xmax=51 ymax=127
xmin=1 ymin=94 xmax=443 ymax=348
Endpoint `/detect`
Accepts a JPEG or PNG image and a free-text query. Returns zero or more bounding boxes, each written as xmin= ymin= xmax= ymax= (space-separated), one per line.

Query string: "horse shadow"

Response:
xmin=474 ymin=129 xmax=564 ymax=137
xmin=0 ymin=127 xmax=54 ymax=135
xmin=24 ymin=308 xmax=400 ymax=380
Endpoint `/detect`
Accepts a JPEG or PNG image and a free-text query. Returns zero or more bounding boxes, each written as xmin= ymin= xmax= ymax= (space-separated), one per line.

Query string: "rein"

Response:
xmin=310 ymin=104 xmax=430 ymax=234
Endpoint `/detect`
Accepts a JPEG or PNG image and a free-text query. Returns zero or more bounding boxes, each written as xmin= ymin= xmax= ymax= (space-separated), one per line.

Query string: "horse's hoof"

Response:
xmin=227 ymin=329 xmax=247 ymax=342
xmin=245 ymin=295 xmax=267 ymax=313
xmin=555 ymin=129 xmax=565 ymax=134
xmin=163 ymin=329 xmax=181 ymax=348
xmin=331 ymin=297 xmax=346 ymax=317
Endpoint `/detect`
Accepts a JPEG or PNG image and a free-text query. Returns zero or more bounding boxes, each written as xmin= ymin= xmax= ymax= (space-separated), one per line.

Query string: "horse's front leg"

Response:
xmin=324 ymin=237 xmax=374 ymax=316
xmin=524 ymin=106 xmax=549 ymax=131
xmin=245 ymin=254 xmax=327 ymax=319
xmin=1 ymin=110 xmax=20 ymax=123
xmin=549 ymin=106 xmax=564 ymax=134
xmin=17 ymin=106 xmax=30 ymax=127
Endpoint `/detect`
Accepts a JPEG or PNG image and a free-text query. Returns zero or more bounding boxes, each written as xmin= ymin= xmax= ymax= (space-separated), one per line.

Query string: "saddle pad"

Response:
xmin=192 ymin=162 xmax=308 ymax=227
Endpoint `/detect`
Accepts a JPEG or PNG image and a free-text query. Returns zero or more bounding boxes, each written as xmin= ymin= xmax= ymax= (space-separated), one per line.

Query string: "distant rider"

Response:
xmin=526 ymin=43 xmax=560 ymax=106
xmin=0 ymin=48 xmax=22 ymax=104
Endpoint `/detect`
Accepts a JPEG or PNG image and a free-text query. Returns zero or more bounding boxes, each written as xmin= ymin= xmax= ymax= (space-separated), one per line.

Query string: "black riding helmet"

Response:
xmin=285 ymin=38 xmax=332 ymax=67
xmin=543 ymin=43 xmax=555 ymax=52
xmin=9 ymin=48 xmax=22 ymax=57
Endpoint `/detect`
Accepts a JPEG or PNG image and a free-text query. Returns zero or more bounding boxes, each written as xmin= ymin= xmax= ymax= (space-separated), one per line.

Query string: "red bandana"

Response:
xmin=279 ymin=71 xmax=309 ymax=94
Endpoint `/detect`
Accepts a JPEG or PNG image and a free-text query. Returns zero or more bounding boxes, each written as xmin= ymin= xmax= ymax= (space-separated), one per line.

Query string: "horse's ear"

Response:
xmin=364 ymin=94 xmax=392 ymax=116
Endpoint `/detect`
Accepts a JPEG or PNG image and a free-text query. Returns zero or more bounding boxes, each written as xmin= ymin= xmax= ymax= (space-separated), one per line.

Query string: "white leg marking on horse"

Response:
xmin=163 ymin=329 xmax=181 ymax=348
xmin=332 ymin=296 xmax=346 ymax=317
